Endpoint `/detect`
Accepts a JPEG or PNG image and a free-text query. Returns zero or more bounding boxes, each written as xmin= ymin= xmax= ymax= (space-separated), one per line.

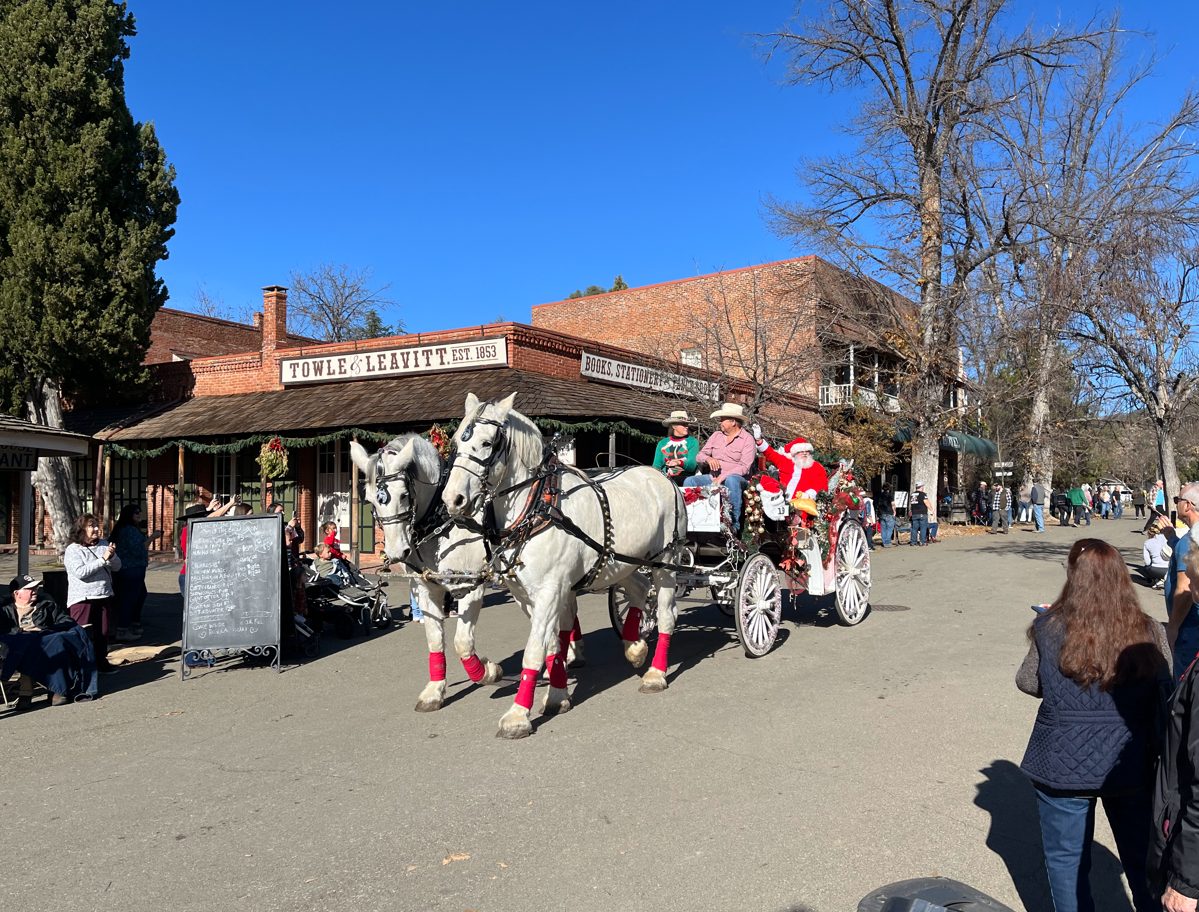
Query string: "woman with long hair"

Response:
xmin=1017 ymin=538 xmax=1170 ymax=912
xmin=63 ymin=513 xmax=122 ymax=675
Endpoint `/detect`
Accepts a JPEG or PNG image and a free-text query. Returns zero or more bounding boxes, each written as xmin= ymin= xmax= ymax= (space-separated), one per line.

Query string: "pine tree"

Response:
xmin=0 ymin=0 xmax=179 ymax=546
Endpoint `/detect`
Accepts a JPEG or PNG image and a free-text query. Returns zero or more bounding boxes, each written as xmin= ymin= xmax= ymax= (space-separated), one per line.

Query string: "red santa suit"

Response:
xmin=757 ymin=437 xmax=830 ymax=499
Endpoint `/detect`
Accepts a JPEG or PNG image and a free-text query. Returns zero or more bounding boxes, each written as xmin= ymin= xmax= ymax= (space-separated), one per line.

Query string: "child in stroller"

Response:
xmin=305 ymin=542 xmax=393 ymax=637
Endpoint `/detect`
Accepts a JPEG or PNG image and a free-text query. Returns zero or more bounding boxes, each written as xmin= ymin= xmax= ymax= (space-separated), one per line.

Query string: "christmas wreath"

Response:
xmin=257 ymin=436 xmax=289 ymax=479
xmin=426 ymin=424 xmax=452 ymax=461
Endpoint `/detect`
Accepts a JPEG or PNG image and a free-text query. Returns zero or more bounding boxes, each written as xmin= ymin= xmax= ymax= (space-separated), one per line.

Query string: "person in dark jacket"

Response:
xmin=0 ymin=573 xmax=72 ymax=633
xmin=0 ymin=573 xmax=83 ymax=708
xmin=1018 ymin=539 xmax=1170 ymax=912
xmin=1152 ymin=545 xmax=1199 ymax=910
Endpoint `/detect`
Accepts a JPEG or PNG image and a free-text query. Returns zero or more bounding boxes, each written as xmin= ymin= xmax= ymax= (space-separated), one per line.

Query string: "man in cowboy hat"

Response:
xmin=683 ymin=402 xmax=757 ymax=532
xmin=653 ymin=409 xmax=699 ymax=482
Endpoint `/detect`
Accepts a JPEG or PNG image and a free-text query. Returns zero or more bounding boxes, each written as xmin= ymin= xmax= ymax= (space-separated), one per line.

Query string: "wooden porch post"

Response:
xmin=175 ymin=443 xmax=185 ymax=556
xmin=349 ymin=445 xmax=359 ymax=564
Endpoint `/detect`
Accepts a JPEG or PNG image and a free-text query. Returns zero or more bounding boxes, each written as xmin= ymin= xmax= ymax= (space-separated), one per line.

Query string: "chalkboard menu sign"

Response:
xmin=181 ymin=513 xmax=283 ymax=678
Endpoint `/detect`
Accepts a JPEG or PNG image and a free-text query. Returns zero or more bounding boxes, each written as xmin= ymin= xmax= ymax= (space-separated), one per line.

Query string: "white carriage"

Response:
xmin=609 ymin=481 xmax=872 ymax=657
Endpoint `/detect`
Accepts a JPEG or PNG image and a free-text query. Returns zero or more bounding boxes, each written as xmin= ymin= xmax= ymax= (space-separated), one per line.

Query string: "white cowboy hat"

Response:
xmin=661 ymin=409 xmax=695 ymax=427
xmin=709 ymin=402 xmax=747 ymax=423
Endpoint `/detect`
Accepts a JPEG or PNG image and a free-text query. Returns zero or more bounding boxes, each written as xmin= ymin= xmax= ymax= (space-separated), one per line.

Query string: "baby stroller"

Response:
xmin=302 ymin=557 xmax=393 ymax=639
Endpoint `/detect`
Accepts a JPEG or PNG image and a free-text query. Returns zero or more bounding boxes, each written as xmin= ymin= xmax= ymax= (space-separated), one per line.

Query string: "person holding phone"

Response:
xmin=64 ymin=513 xmax=122 ymax=674
xmin=1017 ymin=539 xmax=1170 ymax=912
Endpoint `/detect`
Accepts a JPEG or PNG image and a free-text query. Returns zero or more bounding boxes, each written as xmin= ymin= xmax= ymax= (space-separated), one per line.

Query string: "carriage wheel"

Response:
xmin=733 ymin=552 xmax=782 ymax=658
xmin=834 ymin=518 xmax=871 ymax=626
xmin=608 ymin=579 xmax=659 ymax=641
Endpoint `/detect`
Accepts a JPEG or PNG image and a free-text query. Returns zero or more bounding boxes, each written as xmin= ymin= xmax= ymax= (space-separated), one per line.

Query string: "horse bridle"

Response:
xmin=448 ymin=413 xmax=510 ymax=502
xmin=371 ymin=448 xmax=443 ymax=529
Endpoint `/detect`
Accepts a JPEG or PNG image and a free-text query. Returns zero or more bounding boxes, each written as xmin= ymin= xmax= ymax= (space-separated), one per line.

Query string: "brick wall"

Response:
xmin=147 ymin=309 xmax=265 ymax=364
xmin=531 ymin=258 xmax=820 ymax=363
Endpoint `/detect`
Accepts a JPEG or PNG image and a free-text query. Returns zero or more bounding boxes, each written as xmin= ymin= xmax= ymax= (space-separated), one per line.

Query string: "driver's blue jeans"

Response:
xmin=684 ymin=474 xmax=745 ymax=531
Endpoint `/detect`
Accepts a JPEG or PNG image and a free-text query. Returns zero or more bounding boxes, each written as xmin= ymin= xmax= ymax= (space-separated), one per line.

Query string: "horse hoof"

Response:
xmin=414 ymin=699 xmax=442 ymax=713
xmin=496 ymin=720 xmax=533 ymax=739
xmin=542 ymin=698 xmax=573 ymax=716
xmin=481 ymin=661 xmax=504 ymax=685
xmin=624 ymin=639 xmax=648 ymax=669
xmin=638 ymin=670 xmax=668 ymax=694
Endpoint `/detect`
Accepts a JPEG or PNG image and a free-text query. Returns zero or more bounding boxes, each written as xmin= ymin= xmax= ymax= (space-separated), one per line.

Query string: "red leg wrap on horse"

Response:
xmin=558 ymin=629 xmax=571 ymax=655
xmin=548 ymin=649 xmax=568 ymax=689
xmin=620 ymin=606 xmax=643 ymax=642
xmin=515 ymin=667 xmax=539 ymax=710
xmin=652 ymin=633 xmax=672 ymax=673
xmin=429 ymin=651 xmax=447 ymax=682
xmin=570 ymin=615 xmax=582 ymax=641
xmin=461 ymin=653 xmax=486 ymax=682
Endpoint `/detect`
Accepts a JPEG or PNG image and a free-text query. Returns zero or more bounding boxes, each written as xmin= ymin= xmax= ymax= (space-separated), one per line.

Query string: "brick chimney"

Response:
xmin=252 ymin=312 xmax=262 ymax=330
xmin=261 ymin=286 xmax=288 ymax=352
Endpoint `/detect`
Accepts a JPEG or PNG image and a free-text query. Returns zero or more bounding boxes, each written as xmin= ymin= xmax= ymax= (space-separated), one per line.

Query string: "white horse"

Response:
xmin=350 ymin=434 xmax=504 ymax=712
xmin=443 ymin=392 xmax=687 ymax=740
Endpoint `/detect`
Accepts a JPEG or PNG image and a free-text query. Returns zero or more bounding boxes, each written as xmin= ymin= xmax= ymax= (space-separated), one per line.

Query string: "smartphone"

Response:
xmin=1031 ymin=604 xmax=1048 ymax=614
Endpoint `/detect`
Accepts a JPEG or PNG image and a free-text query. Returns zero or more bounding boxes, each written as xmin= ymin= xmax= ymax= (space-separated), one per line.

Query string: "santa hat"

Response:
xmin=782 ymin=438 xmax=814 ymax=457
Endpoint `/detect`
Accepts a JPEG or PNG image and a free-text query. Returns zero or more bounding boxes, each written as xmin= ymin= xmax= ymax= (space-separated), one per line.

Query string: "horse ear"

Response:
xmin=494 ymin=392 xmax=517 ymax=421
xmin=464 ymin=392 xmax=480 ymax=414
xmin=397 ymin=437 xmax=417 ymax=465
xmin=349 ymin=440 xmax=372 ymax=475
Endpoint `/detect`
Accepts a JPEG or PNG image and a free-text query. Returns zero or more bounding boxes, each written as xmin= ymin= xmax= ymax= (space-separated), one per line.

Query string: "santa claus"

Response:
xmin=752 ymin=425 xmax=830 ymax=501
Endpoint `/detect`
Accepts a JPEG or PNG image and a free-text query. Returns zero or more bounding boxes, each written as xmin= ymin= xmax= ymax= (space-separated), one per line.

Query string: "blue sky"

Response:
xmin=122 ymin=1 xmax=1199 ymax=333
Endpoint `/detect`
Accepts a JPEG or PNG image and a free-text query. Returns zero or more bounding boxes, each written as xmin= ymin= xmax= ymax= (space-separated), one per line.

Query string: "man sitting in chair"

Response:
xmin=683 ymin=403 xmax=757 ymax=533
xmin=0 ymin=574 xmax=92 ymax=708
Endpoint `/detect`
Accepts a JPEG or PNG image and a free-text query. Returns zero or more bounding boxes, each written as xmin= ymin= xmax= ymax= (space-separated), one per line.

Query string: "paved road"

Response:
xmin=0 ymin=514 xmax=1160 ymax=912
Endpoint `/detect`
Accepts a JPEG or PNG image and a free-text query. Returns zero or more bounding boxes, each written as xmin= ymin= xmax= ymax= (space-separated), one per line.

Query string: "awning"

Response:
xmin=0 ymin=414 xmax=91 ymax=457
xmin=100 ymin=368 xmax=706 ymax=442
xmin=941 ymin=430 xmax=999 ymax=459
xmin=894 ymin=423 xmax=998 ymax=459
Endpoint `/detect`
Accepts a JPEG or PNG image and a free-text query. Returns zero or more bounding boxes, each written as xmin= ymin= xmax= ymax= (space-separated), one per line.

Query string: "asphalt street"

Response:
xmin=0 ymin=512 xmax=1163 ymax=912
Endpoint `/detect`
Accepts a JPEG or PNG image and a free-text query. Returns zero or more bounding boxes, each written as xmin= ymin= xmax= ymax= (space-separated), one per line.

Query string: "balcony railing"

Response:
xmin=819 ymin=383 xmax=900 ymax=412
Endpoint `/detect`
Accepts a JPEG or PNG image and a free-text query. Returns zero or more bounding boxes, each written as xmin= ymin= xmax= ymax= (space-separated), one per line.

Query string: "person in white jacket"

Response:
xmin=64 ymin=513 xmax=121 ymax=674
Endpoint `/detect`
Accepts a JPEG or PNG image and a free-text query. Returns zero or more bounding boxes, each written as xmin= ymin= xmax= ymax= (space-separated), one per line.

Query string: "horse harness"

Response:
xmin=448 ymin=410 xmax=685 ymax=591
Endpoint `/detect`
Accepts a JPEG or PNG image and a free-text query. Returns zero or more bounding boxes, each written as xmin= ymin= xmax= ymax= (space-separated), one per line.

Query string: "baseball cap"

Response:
xmin=9 ymin=574 xmax=40 ymax=592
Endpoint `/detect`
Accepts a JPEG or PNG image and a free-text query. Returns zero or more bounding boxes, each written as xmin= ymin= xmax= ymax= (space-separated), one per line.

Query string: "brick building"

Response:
xmin=532 ymin=256 xmax=994 ymax=499
xmin=50 ymin=286 xmax=761 ymax=560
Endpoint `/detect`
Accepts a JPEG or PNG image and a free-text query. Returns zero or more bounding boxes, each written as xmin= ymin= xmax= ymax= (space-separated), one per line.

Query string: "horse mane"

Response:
xmin=378 ymin=432 xmax=442 ymax=482
xmin=504 ymin=406 xmax=544 ymax=474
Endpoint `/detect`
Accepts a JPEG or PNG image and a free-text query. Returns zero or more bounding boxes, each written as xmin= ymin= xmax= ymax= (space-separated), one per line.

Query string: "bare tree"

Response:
xmin=191 ymin=284 xmax=255 ymax=324
xmin=764 ymin=0 xmax=1107 ymax=501
xmin=987 ymin=30 xmax=1199 ymax=489
xmin=288 ymin=264 xmax=401 ymax=342
xmin=685 ymin=268 xmax=821 ymax=419
xmin=1070 ymin=235 xmax=1199 ymax=502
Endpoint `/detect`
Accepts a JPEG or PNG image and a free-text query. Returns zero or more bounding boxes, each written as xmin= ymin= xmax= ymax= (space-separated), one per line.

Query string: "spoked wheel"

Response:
xmin=733 ymin=552 xmax=782 ymax=658
xmin=834 ymin=518 xmax=871 ymax=626
xmin=608 ymin=573 xmax=659 ymax=641
xmin=371 ymin=594 xmax=393 ymax=629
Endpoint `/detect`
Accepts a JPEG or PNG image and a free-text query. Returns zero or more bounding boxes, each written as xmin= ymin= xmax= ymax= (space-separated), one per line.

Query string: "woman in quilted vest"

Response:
xmin=1017 ymin=538 xmax=1171 ymax=912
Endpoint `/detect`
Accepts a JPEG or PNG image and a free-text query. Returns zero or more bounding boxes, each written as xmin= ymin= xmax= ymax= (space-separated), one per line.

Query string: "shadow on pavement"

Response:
xmin=968 ymin=540 xmax=1076 ymax=564
xmin=974 ymin=759 xmax=1133 ymax=912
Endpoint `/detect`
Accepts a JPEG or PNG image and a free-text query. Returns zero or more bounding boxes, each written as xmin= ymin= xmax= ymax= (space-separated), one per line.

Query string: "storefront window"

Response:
xmin=72 ymin=456 xmax=94 ymax=515
xmin=316 ymin=440 xmax=350 ymax=537
xmin=108 ymin=456 xmax=148 ymax=517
